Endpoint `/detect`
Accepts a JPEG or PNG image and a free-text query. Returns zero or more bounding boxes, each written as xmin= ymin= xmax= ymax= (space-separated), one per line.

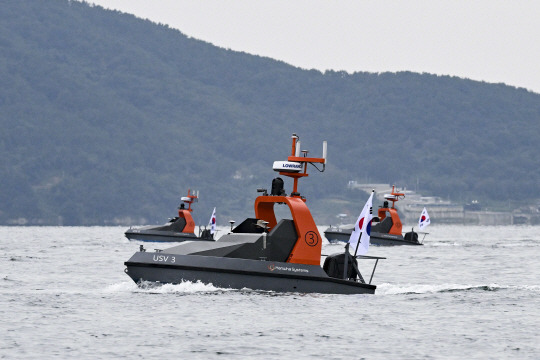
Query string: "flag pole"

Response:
xmin=353 ymin=232 xmax=363 ymax=257
xmin=343 ymin=243 xmax=350 ymax=280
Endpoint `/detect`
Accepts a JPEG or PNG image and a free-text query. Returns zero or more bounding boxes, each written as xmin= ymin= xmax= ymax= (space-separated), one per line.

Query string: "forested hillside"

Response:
xmin=1 ymin=0 xmax=539 ymax=225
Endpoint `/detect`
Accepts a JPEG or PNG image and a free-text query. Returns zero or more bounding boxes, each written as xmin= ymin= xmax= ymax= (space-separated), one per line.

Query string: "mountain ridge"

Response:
xmin=1 ymin=0 xmax=539 ymax=225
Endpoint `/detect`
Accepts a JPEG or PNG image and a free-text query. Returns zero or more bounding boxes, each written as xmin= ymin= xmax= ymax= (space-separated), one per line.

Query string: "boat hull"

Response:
xmin=124 ymin=252 xmax=376 ymax=294
xmin=124 ymin=229 xmax=212 ymax=243
xmin=324 ymin=230 xmax=423 ymax=246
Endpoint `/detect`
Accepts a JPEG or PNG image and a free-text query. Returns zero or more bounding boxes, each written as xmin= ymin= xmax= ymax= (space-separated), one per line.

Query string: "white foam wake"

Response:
xmin=375 ymin=282 xmax=513 ymax=295
xmin=104 ymin=280 xmax=231 ymax=294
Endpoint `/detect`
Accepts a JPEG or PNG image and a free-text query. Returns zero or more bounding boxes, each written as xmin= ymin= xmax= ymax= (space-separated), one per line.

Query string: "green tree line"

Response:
xmin=1 ymin=0 xmax=539 ymax=225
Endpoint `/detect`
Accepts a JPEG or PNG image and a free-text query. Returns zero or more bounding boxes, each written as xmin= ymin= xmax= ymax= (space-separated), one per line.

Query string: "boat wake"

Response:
xmin=424 ymin=241 xmax=462 ymax=247
xmin=425 ymin=239 xmax=540 ymax=248
xmin=105 ymin=281 xmax=539 ymax=296
xmin=376 ymin=283 xmax=540 ymax=295
xmin=104 ymin=280 xmax=233 ymax=294
xmin=104 ymin=281 xmax=313 ymax=296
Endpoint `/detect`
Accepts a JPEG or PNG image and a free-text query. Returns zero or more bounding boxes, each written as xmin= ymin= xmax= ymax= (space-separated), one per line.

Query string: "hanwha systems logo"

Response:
xmin=304 ymin=231 xmax=319 ymax=247
xmin=268 ymin=264 xmax=275 ymax=271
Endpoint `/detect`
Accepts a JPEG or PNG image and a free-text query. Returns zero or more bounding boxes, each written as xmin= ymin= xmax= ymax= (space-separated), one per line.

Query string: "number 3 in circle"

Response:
xmin=304 ymin=231 xmax=319 ymax=247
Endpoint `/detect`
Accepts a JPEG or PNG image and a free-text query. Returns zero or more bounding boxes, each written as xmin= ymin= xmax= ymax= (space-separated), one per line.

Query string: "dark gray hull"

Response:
xmin=324 ymin=230 xmax=423 ymax=246
xmin=125 ymin=229 xmax=213 ymax=243
xmin=124 ymin=251 xmax=376 ymax=294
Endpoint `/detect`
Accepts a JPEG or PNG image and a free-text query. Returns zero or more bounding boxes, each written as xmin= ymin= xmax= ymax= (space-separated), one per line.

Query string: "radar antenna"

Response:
xmin=272 ymin=134 xmax=327 ymax=196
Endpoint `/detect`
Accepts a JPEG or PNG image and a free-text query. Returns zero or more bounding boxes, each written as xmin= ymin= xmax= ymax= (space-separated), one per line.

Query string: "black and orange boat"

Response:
xmin=324 ymin=186 xmax=423 ymax=246
xmin=124 ymin=190 xmax=215 ymax=242
xmin=124 ymin=134 xmax=384 ymax=294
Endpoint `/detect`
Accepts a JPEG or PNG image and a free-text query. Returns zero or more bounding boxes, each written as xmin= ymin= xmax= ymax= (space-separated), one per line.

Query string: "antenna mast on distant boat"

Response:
xmin=180 ymin=189 xmax=199 ymax=212
xmin=384 ymin=185 xmax=405 ymax=209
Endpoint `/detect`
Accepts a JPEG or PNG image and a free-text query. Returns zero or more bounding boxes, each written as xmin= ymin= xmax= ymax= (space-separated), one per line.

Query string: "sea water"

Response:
xmin=1 ymin=225 xmax=539 ymax=359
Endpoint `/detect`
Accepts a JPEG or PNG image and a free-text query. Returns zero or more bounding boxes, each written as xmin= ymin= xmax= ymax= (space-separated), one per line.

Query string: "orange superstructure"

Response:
xmin=254 ymin=134 xmax=327 ymax=266
xmin=177 ymin=189 xmax=198 ymax=234
xmin=376 ymin=185 xmax=404 ymax=235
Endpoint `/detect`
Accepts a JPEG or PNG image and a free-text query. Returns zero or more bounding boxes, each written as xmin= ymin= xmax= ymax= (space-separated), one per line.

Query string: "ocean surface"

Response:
xmin=1 ymin=225 xmax=539 ymax=359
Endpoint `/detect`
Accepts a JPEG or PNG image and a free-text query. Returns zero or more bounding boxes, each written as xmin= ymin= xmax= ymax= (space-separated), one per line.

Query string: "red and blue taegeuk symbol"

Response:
xmin=358 ymin=217 xmax=372 ymax=236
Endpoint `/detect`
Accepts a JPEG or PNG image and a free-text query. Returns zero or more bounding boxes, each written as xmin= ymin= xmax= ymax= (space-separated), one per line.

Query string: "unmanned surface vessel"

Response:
xmin=124 ymin=190 xmax=214 ymax=243
xmin=324 ymin=186 xmax=424 ymax=246
xmin=124 ymin=134 xmax=384 ymax=294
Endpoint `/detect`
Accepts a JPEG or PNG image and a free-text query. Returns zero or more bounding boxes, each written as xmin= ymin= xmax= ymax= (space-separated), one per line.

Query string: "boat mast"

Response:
xmin=182 ymin=189 xmax=199 ymax=212
xmin=280 ymin=134 xmax=327 ymax=196
xmin=386 ymin=185 xmax=405 ymax=209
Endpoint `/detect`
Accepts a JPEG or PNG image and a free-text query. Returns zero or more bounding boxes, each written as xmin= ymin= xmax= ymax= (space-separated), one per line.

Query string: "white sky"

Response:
xmin=87 ymin=0 xmax=540 ymax=94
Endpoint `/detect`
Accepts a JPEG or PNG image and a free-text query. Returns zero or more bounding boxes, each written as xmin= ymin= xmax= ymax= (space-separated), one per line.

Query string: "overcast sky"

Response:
xmin=87 ymin=0 xmax=540 ymax=94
